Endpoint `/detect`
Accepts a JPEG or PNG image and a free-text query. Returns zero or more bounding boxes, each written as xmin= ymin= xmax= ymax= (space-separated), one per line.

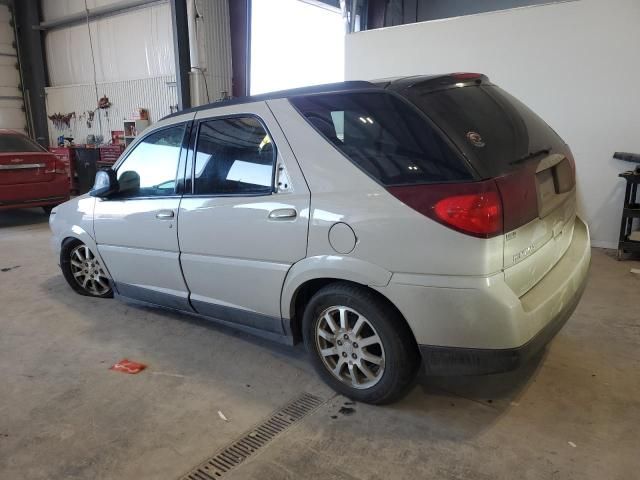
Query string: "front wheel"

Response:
xmin=60 ymin=240 xmax=113 ymax=298
xmin=302 ymin=282 xmax=419 ymax=404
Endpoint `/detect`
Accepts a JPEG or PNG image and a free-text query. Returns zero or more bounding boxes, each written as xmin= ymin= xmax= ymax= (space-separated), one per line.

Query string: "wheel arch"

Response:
xmin=59 ymin=229 xmax=113 ymax=281
xmin=281 ymin=256 xmax=417 ymax=347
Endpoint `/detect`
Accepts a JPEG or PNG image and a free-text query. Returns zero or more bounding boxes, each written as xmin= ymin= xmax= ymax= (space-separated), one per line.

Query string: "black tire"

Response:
xmin=60 ymin=238 xmax=113 ymax=298
xmin=42 ymin=205 xmax=54 ymax=214
xmin=302 ymin=282 xmax=420 ymax=404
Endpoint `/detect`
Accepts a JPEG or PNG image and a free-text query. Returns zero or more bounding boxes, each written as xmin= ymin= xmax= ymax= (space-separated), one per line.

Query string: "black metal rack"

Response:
xmin=616 ymin=152 xmax=640 ymax=260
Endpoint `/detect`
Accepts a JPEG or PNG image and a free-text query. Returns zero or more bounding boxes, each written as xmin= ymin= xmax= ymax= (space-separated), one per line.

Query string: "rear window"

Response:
xmin=290 ymin=91 xmax=473 ymax=186
xmin=0 ymin=134 xmax=45 ymax=153
xmin=405 ymin=85 xmax=567 ymax=178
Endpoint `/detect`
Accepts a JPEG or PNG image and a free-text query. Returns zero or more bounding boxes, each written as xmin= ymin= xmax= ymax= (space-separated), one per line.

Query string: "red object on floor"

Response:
xmin=109 ymin=359 xmax=146 ymax=374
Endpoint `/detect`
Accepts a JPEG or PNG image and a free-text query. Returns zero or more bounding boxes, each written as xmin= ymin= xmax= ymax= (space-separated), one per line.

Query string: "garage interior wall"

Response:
xmin=379 ymin=0 xmax=562 ymax=25
xmin=346 ymin=0 xmax=640 ymax=249
xmin=42 ymin=0 xmax=232 ymax=144
xmin=187 ymin=0 xmax=233 ymax=105
xmin=0 ymin=4 xmax=26 ymax=133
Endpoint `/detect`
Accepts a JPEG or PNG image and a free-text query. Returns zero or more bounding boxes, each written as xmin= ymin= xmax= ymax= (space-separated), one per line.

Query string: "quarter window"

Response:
xmin=291 ymin=92 xmax=473 ymax=186
xmin=194 ymin=116 xmax=275 ymax=195
xmin=115 ymin=125 xmax=185 ymax=197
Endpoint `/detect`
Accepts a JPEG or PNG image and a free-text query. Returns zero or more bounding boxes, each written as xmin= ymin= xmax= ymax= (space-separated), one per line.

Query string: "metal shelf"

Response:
xmin=618 ymin=168 xmax=640 ymax=259
xmin=622 ymin=207 xmax=640 ymax=218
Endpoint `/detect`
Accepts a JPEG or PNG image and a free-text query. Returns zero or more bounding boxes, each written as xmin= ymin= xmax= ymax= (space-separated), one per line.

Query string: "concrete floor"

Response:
xmin=1 ymin=208 xmax=639 ymax=480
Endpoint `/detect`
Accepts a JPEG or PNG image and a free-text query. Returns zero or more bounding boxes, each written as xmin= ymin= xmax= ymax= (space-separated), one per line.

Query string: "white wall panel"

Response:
xmin=45 ymin=3 xmax=174 ymax=86
xmin=45 ymin=75 xmax=177 ymax=145
xmin=0 ymin=61 xmax=20 ymax=88
xmin=346 ymin=0 xmax=640 ymax=248
xmin=42 ymin=0 xmax=142 ymax=21
xmin=0 ymin=4 xmax=26 ymax=132
xmin=189 ymin=0 xmax=233 ymax=105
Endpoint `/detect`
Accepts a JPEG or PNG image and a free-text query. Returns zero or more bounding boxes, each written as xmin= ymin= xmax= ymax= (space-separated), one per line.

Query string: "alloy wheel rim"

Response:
xmin=315 ymin=306 xmax=386 ymax=389
xmin=70 ymin=245 xmax=111 ymax=296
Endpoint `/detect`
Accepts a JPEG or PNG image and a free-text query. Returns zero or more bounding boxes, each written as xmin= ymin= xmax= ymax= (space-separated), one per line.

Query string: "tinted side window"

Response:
xmin=115 ymin=125 xmax=185 ymax=197
xmin=194 ymin=116 xmax=275 ymax=195
xmin=290 ymin=91 xmax=472 ymax=186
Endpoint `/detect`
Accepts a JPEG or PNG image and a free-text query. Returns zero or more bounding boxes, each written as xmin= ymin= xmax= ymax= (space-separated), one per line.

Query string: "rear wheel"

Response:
xmin=60 ymin=240 xmax=113 ymax=298
xmin=42 ymin=205 xmax=53 ymax=214
xmin=302 ymin=282 xmax=419 ymax=404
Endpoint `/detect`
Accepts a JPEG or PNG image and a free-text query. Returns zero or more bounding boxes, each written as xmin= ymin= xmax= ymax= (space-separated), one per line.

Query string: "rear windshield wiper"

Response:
xmin=510 ymin=147 xmax=552 ymax=165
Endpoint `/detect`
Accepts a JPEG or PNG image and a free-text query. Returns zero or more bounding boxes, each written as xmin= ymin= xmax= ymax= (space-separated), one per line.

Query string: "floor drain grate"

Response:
xmin=180 ymin=393 xmax=324 ymax=480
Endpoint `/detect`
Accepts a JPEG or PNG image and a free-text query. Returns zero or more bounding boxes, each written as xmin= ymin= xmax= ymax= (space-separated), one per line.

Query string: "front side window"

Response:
xmin=291 ymin=91 xmax=473 ymax=186
xmin=194 ymin=116 xmax=275 ymax=195
xmin=115 ymin=125 xmax=185 ymax=197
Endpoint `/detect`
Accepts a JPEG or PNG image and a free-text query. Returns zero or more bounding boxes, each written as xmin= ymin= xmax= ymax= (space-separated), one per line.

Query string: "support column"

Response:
xmin=13 ymin=0 xmax=49 ymax=146
xmin=170 ymin=0 xmax=191 ymax=110
xmin=228 ymin=0 xmax=250 ymax=98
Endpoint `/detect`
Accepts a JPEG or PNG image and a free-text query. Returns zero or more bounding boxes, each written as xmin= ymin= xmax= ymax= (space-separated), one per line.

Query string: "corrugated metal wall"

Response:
xmin=0 ymin=4 xmax=26 ymax=132
xmin=44 ymin=3 xmax=174 ymax=86
xmin=41 ymin=0 xmax=135 ymax=20
xmin=44 ymin=75 xmax=177 ymax=144
xmin=190 ymin=0 xmax=233 ymax=105
xmin=42 ymin=0 xmax=233 ymax=143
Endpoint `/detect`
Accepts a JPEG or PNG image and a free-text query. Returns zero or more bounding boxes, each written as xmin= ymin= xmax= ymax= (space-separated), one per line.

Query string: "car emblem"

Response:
xmin=10 ymin=158 xmax=23 ymax=163
xmin=466 ymin=131 xmax=485 ymax=148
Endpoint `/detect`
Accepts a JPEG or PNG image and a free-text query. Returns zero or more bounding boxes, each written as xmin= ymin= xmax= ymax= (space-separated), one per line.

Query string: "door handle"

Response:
xmin=155 ymin=210 xmax=175 ymax=219
xmin=268 ymin=208 xmax=297 ymax=220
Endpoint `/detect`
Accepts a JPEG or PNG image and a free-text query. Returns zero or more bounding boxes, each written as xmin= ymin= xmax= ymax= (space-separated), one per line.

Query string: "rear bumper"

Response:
xmin=374 ymin=216 xmax=591 ymax=375
xmin=418 ymin=267 xmax=588 ymax=375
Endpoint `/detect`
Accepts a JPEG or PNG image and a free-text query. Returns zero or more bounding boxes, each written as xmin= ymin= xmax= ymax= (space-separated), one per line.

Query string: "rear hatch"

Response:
xmin=399 ymin=76 xmax=576 ymax=297
xmin=0 ymin=133 xmax=56 ymax=185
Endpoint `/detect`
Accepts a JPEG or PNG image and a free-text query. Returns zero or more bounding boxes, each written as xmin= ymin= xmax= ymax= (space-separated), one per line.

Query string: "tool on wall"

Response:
xmin=98 ymin=95 xmax=111 ymax=118
xmin=86 ymin=110 xmax=95 ymax=128
xmin=48 ymin=112 xmax=75 ymax=130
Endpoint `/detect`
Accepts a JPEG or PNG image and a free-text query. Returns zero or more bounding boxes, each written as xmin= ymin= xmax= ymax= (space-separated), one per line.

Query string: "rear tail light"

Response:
xmin=434 ymin=191 xmax=502 ymax=236
xmin=388 ymin=149 xmax=576 ymax=237
xmin=387 ymin=179 xmax=504 ymax=238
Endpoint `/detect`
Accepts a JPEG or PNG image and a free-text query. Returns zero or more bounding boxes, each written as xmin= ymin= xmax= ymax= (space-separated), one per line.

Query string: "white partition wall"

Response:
xmin=346 ymin=0 xmax=640 ymax=248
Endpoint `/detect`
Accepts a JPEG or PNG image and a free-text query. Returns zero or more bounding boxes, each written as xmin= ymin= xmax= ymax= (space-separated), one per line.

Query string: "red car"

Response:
xmin=0 ymin=130 xmax=70 ymax=213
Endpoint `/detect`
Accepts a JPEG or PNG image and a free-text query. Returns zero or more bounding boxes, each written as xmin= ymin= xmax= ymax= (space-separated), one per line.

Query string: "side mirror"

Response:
xmin=90 ymin=169 xmax=118 ymax=197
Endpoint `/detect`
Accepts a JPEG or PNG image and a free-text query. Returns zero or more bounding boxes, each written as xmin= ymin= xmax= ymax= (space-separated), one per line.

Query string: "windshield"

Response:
xmin=404 ymin=85 xmax=567 ymax=178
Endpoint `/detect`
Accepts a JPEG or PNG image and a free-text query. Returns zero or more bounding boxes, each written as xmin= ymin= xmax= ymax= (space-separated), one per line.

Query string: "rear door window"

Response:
xmin=193 ymin=116 xmax=275 ymax=195
xmin=405 ymin=85 xmax=567 ymax=179
xmin=290 ymin=91 xmax=473 ymax=186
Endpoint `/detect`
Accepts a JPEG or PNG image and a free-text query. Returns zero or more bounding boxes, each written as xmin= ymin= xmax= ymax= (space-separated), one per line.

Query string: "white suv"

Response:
xmin=50 ymin=74 xmax=591 ymax=404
